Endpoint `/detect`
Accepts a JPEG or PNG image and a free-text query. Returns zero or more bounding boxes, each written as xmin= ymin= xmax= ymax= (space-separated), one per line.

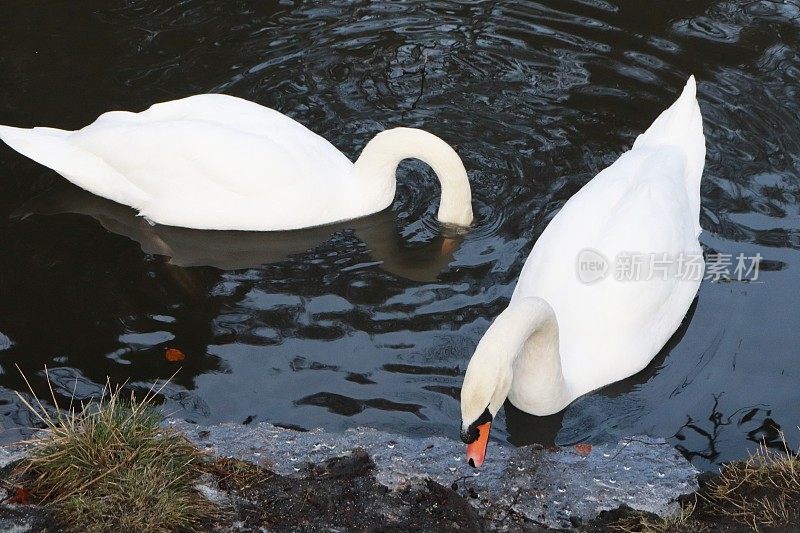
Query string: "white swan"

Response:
xmin=460 ymin=76 xmax=705 ymax=467
xmin=0 ymin=94 xmax=473 ymax=231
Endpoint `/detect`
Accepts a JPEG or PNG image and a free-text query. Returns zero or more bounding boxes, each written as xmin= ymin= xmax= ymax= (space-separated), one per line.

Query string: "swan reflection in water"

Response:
xmin=14 ymin=184 xmax=466 ymax=282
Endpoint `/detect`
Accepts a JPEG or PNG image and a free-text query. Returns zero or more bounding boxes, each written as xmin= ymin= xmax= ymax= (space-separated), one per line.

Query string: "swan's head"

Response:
xmin=461 ymin=298 xmax=562 ymax=468
xmin=460 ymin=325 xmax=515 ymax=468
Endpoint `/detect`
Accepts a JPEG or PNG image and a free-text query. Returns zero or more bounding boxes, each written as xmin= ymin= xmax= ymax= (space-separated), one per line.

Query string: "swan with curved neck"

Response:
xmin=461 ymin=76 xmax=706 ymax=467
xmin=0 ymin=94 xmax=473 ymax=231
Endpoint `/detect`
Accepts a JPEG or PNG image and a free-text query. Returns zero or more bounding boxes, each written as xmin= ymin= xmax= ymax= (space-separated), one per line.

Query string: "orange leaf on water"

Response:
xmin=574 ymin=443 xmax=592 ymax=457
xmin=9 ymin=487 xmax=31 ymax=505
xmin=165 ymin=348 xmax=186 ymax=362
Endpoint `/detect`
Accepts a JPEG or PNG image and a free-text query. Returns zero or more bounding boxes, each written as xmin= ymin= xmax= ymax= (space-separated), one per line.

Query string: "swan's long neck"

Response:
xmin=504 ymin=297 xmax=571 ymax=415
xmin=461 ymin=296 xmax=571 ymax=423
xmin=353 ymin=127 xmax=473 ymax=226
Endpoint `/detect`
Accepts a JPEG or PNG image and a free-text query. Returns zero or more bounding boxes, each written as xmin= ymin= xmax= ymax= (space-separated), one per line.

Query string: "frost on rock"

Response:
xmin=0 ymin=332 xmax=13 ymax=352
xmin=0 ymin=445 xmax=28 ymax=470
xmin=170 ymin=420 xmax=698 ymax=529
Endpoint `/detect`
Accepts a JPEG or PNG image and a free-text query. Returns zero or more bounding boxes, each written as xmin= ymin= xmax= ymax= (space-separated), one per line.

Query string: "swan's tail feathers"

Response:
xmin=0 ymin=125 xmax=148 ymax=208
xmin=633 ymin=75 xmax=706 ymax=235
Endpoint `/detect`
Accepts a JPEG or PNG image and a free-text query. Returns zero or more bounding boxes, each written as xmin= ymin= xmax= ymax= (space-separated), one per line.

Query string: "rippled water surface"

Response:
xmin=1 ymin=0 xmax=799 ymax=470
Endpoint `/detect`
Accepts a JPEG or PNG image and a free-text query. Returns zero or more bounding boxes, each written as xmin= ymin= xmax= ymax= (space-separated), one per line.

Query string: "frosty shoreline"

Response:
xmin=0 ymin=420 xmax=698 ymax=531
xmin=176 ymin=420 xmax=697 ymax=530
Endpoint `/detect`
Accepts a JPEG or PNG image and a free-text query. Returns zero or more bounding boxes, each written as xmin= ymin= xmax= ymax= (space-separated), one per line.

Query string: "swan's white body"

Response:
xmin=461 ymin=77 xmax=705 ymax=442
xmin=0 ymin=94 xmax=472 ymax=231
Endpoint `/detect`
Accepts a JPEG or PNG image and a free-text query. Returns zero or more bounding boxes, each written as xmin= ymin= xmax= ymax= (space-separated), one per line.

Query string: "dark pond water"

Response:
xmin=1 ymin=0 xmax=799 ymax=471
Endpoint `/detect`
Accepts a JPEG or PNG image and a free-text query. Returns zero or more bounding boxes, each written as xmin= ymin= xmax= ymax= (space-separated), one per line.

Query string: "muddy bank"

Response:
xmin=209 ymin=449 xmax=495 ymax=532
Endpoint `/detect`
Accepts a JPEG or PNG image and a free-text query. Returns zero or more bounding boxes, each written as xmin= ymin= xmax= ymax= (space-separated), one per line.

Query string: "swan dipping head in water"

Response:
xmin=0 ymin=95 xmax=473 ymax=231
xmin=461 ymin=76 xmax=706 ymax=467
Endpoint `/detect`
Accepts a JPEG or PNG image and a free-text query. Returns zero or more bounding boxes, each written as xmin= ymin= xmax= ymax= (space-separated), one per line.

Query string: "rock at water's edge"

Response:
xmin=170 ymin=420 xmax=697 ymax=529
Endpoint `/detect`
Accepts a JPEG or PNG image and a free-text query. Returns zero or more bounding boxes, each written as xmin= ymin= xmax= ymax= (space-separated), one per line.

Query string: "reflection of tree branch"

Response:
xmin=746 ymin=417 xmax=784 ymax=452
xmin=409 ymin=48 xmax=428 ymax=111
xmin=674 ymin=393 xmax=779 ymax=464
xmin=675 ymin=394 xmax=725 ymax=463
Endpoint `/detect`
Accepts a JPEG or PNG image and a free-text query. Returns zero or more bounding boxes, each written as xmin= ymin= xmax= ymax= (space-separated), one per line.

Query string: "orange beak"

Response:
xmin=466 ymin=421 xmax=491 ymax=468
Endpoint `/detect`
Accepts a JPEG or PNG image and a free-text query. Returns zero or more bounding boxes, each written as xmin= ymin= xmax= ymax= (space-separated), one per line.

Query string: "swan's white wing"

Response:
xmin=633 ymin=76 xmax=705 ymax=236
xmin=76 ymin=94 xmax=353 ymax=194
xmin=0 ymin=125 xmax=149 ymax=208
xmin=513 ymin=76 xmax=705 ymax=396
xmin=514 ymin=147 xmax=702 ymax=396
xmin=1 ymin=94 xmax=356 ymax=230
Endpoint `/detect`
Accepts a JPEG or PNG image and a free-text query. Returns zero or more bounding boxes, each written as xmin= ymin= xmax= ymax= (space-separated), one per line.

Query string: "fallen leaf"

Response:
xmin=9 ymin=487 xmax=31 ymax=505
xmin=165 ymin=348 xmax=185 ymax=362
xmin=574 ymin=443 xmax=592 ymax=457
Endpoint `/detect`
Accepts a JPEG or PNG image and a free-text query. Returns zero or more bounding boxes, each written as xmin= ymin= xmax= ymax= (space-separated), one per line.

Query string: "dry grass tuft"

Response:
xmin=13 ymin=370 xmax=218 ymax=532
xmin=605 ymin=437 xmax=800 ymax=532
xmin=206 ymin=457 xmax=273 ymax=491
xmin=607 ymin=502 xmax=703 ymax=532
xmin=700 ymin=441 xmax=800 ymax=530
